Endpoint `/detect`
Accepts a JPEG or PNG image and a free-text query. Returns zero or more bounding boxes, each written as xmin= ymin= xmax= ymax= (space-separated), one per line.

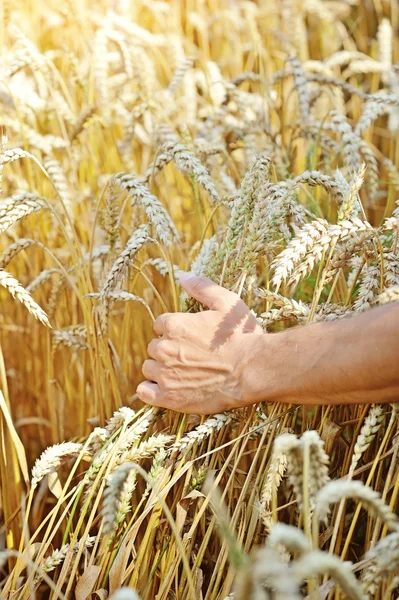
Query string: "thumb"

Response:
xmin=179 ymin=272 xmax=240 ymax=311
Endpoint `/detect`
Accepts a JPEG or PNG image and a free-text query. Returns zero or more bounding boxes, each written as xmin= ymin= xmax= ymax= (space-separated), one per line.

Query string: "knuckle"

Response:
xmin=156 ymin=340 xmax=172 ymax=361
xmin=153 ymin=315 xmax=163 ymax=331
xmin=141 ymin=359 xmax=150 ymax=376
xmin=163 ymin=314 xmax=177 ymax=335
xmin=147 ymin=338 xmax=158 ymax=357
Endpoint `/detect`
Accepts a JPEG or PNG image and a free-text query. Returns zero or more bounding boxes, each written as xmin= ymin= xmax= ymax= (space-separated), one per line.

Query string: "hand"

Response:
xmin=136 ymin=273 xmax=264 ymax=414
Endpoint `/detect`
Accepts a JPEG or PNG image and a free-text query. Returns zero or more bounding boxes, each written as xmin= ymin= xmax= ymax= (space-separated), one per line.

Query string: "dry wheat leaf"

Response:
xmin=75 ymin=565 xmax=102 ymax=600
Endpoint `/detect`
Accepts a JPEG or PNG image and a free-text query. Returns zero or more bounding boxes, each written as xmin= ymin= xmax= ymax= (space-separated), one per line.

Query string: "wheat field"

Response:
xmin=0 ymin=0 xmax=399 ymax=598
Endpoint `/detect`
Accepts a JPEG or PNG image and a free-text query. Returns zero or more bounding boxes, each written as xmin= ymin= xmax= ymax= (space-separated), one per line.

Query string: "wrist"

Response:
xmin=238 ymin=329 xmax=291 ymax=405
xmin=241 ymin=333 xmax=285 ymax=406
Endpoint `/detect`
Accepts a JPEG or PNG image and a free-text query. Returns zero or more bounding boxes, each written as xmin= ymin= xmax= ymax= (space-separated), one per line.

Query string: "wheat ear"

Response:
xmin=315 ymin=479 xmax=398 ymax=530
xmin=31 ymin=442 xmax=82 ymax=489
xmin=0 ymin=269 xmax=51 ymax=327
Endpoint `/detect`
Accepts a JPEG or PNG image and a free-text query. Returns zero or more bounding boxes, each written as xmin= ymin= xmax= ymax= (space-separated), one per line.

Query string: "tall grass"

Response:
xmin=0 ymin=0 xmax=398 ymax=598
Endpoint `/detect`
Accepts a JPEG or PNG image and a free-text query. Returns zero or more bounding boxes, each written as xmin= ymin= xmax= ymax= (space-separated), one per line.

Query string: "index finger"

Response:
xmin=153 ymin=313 xmax=173 ymax=336
xmin=136 ymin=381 xmax=163 ymax=406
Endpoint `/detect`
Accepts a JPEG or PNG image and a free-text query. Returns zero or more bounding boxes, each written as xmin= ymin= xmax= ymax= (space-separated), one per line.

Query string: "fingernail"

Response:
xmin=179 ymin=271 xmax=195 ymax=283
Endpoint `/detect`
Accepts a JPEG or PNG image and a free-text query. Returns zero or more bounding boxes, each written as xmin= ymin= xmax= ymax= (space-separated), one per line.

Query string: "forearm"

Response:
xmin=242 ymin=303 xmax=399 ymax=406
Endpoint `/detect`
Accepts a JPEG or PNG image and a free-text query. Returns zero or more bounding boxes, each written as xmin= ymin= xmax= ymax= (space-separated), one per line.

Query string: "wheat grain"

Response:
xmin=378 ymin=286 xmax=399 ymax=304
xmin=93 ymin=29 xmax=109 ymax=108
xmin=331 ymin=112 xmax=361 ymax=174
xmin=141 ymin=146 xmax=175 ymax=186
xmin=101 ymin=178 xmax=120 ymax=251
xmin=168 ymin=56 xmax=195 ymax=94
xmin=345 ymin=58 xmax=386 ymax=78
xmin=114 ymin=173 xmax=179 ymax=246
xmin=337 ymin=164 xmax=366 ymax=222
xmin=273 ymin=431 xmax=329 ymax=513
xmin=232 ymin=72 xmax=262 ymax=86
xmin=31 ymin=442 xmax=82 ymax=489
xmin=355 ymin=95 xmax=392 ymax=135
xmin=377 ymin=19 xmax=392 ymax=75
xmin=52 ymin=326 xmax=88 ymax=352
xmin=146 ymin=257 xmax=180 ymax=277
xmin=51 ymin=90 xmax=76 ymax=127
xmin=81 ymin=412 xmax=151 ymax=494
xmin=105 ymin=407 xmax=137 ymax=438
xmin=0 ymin=117 xmax=68 ymax=153
xmin=267 ymin=523 xmax=311 ymax=555
xmin=100 ymin=225 xmax=153 ymax=298
xmin=0 ymin=192 xmax=47 ymax=234
xmin=260 ymin=297 xmax=310 ymax=326
xmin=235 ymin=184 xmax=305 ymax=278
xmin=383 ymin=216 xmax=399 ymax=232
xmin=0 ymin=134 xmax=8 ymax=196
xmin=37 ymin=536 xmax=96 ymax=577
xmin=0 ymin=238 xmax=46 ymax=269
xmin=271 ymin=219 xmax=329 ymax=289
xmin=9 ymin=24 xmax=50 ymax=77
xmin=173 ymin=413 xmax=232 ymax=456
xmin=189 ymin=237 xmax=218 ymax=280
xmin=350 ymin=405 xmax=385 ymax=472
xmin=27 ymin=269 xmax=63 ymax=293
xmin=384 ymin=252 xmax=399 ymax=287
xmin=234 ymin=545 xmax=301 ymax=600
xmin=314 ymin=303 xmax=353 ymax=322
xmin=206 ymin=154 xmax=271 ymax=283
xmin=288 ymin=219 xmax=375 ymax=288
xmin=69 ymin=107 xmax=97 ymax=142
xmin=315 ymin=480 xmax=398 ymax=529
xmin=261 ymin=445 xmax=288 ymax=529
xmin=294 ymin=170 xmax=345 ymax=201
xmin=358 ymin=139 xmax=379 ymax=206
xmin=289 ymin=56 xmax=310 ymax=123
xmin=353 ymin=264 xmax=381 ymax=312
xmin=107 ymin=30 xmax=134 ymax=80
xmin=293 ymin=551 xmax=366 ymax=600
xmin=325 ymin=237 xmax=374 ymax=285
xmin=303 ymin=430 xmax=330 ymax=509
xmin=325 ymin=51 xmax=370 ymax=68
xmin=361 ymin=531 xmax=399 ymax=597
xmin=163 ymin=141 xmax=221 ymax=204
xmin=46 ymin=275 xmax=67 ymax=322
xmin=114 ymin=433 xmax=174 ymax=468
xmin=0 ymin=147 xmax=38 ymax=166
xmin=43 ymin=156 xmax=72 ymax=217
xmin=0 ymin=269 xmax=51 ymax=327
xmin=109 ymin=589 xmax=141 ymax=600
xmin=103 ymin=463 xmax=138 ymax=535
xmin=88 ymin=291 xmax=155 ymax=322
xmin=142 ymin=447 xmax=168 ymax=500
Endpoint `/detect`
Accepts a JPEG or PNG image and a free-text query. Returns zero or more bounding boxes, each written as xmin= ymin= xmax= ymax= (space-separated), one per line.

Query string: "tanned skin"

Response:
xmin=136 ymin=273 xmax=399 ymax=415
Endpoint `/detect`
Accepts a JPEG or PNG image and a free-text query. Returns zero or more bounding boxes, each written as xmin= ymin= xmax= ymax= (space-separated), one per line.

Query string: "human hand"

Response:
xmin=136 ymin=273 xmax=264 ymax=414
